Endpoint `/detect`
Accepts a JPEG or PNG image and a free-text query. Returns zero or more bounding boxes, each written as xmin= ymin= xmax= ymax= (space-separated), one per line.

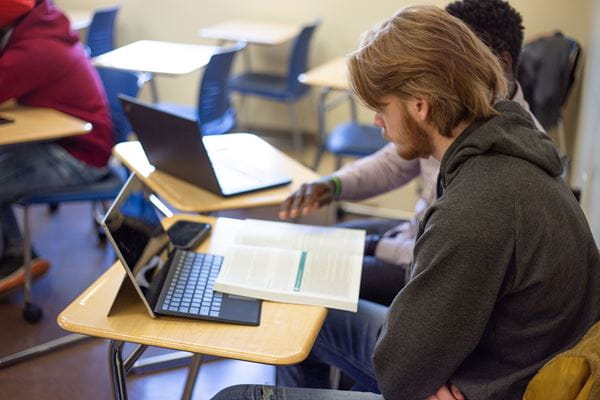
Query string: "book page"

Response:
xmin=216 ymin=244 xmax=363 ymax=311
xmin=217 ymin=244 xmax=303 ymax=292
xmin=235 ymin=219 xmax=365 ymax=256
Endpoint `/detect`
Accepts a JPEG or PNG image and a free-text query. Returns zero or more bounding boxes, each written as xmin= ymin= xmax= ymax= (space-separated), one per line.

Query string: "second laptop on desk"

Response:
xmin=119 ymin=95 xmax=291 ymax=197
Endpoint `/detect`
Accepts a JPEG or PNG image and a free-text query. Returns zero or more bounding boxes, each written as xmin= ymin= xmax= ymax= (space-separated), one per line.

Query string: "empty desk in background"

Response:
xmin=112 ymin=133 xmax=319 ymax=213
xmin=64 ymin=9 xmax=93 ymax=31
xmin=199 ymin=19 xmax=301 ymax=46
xmin=58 ymin=213 xmax=327 ymax=400
xmin=0 ymin=103 xmax=91 ymax=146
xmin=298 ymin=57 xmax=355 ymax=167
xmin=92 ymin=40 xmax=219 ymax=102
xmin=198 ymin=19 xmax=301 ymax=68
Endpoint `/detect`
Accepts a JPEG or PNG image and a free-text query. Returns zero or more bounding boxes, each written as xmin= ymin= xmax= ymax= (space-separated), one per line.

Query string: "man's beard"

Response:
xmin=395 ymin=104 xmax=433 ymax=160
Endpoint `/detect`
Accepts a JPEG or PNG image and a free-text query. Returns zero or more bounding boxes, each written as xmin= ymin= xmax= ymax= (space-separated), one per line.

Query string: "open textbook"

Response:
xmin=214 ymin=219 xmax=365 ymax=312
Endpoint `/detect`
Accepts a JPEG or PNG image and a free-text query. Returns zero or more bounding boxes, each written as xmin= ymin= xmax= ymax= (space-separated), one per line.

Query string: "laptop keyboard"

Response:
xmin=160 ymin=252 xmax=224 ymax=317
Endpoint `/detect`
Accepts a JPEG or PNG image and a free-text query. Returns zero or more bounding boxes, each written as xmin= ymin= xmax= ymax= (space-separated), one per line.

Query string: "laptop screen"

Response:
xmin=103 ymin=175 xmax=172 ymax=306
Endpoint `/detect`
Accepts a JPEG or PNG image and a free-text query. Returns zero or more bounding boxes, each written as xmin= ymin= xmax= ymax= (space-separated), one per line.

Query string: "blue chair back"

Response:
xmin=286 ymin=19 xmax=321 ymax=96
xmin=87 ymin=5 xmax=119 ymax=57
xmin=96 ymin=67 xmax=145 ymax=144
xmin=198 ymin=42 xmax=246 ymax=134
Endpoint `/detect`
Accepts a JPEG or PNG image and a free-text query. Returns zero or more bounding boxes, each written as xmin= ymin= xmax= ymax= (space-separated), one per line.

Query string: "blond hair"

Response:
xmin=348 ymin=5 xmax=508 ymax=136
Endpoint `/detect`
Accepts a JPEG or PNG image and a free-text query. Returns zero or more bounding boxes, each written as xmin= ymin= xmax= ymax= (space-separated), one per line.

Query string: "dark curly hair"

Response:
xmin=446 ymin=0 xmax=524 ymax=74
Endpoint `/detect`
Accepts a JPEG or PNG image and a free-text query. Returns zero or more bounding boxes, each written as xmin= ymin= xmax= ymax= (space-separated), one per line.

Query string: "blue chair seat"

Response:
xmin=326 ymin=122 xmax=387 ymax=157
xmin=229 ymin=72 xmax=309 ymax=101
xmin=18 ymin=167 xmax=126 ymax=205
xmin=154 ymin=102 xmax=237 ymax=135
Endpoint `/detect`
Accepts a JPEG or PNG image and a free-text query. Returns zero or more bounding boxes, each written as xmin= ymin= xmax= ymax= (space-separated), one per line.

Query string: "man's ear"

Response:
xmin=499 ymin=50 xmax=514 ymax=76
xmin=408 ymin=97 xmax=430 ymax=122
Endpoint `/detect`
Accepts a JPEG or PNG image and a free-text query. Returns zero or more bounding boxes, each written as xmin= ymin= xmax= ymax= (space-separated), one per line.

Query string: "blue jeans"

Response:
xmin=210 ymin=385 xmax=384 ymax=400
xmin=211 ymin=300 xmax=387 ymax=400
xmin=0 ymin=143 xmax=107 ymax=256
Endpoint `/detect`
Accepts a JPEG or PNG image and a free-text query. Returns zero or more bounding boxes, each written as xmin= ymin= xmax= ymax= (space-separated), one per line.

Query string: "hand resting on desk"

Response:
xmin=278 ymin=178 xmax=335 ymax=219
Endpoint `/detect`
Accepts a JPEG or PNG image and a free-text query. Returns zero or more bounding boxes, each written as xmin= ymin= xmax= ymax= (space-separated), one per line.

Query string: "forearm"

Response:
xmin=334 ymin=143 xmax=420 ymax=200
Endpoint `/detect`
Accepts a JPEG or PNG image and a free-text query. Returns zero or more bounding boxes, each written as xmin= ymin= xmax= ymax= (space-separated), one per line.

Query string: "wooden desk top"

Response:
xmin=199 ymin=19 xmax=301 ymax=46
xmin=0 ymin=104 xmax=91 ymax=146
xmin=93 ymin=40 xmax=219 ymax=75
xmin=112 ymin=133 xmax=319 ymax=213
xmin=58 ymin=214 xmax=327 ymax=365
xmin=298 ymin=57 xmax=349 ymax=91
xmin=64 ymin=9 xmax=93 ymax=31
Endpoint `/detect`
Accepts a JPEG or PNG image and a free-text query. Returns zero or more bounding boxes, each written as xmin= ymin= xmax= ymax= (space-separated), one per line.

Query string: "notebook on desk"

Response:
xmin=119 ymin=95 xmax=292 ymax=197
xmin=102 ymin=173 xmax=262 ymax=325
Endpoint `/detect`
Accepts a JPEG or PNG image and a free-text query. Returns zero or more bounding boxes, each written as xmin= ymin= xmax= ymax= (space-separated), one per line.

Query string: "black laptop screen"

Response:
xmin=104 ymin=177 xmax=172 ymax=304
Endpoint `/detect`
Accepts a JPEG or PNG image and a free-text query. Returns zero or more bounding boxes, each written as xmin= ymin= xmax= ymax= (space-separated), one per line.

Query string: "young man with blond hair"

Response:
xmin=212 ymin=5 xmax=600 ymax=400
xmin=280 ymin=0 xmax=544 ymax=308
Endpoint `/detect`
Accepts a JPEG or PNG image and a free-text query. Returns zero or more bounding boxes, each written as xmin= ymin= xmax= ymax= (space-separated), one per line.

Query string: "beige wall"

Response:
xmin=572 ymin=0 xmax=600 ymax=243
xmin=56 ymin=0 xmax=591 ymax=161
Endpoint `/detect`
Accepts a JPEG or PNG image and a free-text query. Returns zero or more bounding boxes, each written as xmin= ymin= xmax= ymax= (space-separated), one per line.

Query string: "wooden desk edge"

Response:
xmin=57 ymin=309 xmax=326 ymax=365
xmin=57 ymin=214 xmax=328 ymax=365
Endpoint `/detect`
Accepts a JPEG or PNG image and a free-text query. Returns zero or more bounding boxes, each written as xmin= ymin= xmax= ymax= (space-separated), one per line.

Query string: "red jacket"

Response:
xmin=0 ymin=0 xmax=113 ymax=168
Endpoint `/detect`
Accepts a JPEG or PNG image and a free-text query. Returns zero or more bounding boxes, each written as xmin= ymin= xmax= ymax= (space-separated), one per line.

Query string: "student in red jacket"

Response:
xmin=0 ymin=0 xmax=114 ymax=294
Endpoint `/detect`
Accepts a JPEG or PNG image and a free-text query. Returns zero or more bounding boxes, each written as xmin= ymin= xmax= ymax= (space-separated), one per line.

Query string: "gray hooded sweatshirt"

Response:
xmin=372 ymin=101 xmax=600 ymax=399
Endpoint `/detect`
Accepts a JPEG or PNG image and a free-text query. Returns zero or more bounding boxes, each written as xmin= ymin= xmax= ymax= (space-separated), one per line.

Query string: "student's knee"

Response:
xmin=211 ymin=384 xmax=275 ymax=400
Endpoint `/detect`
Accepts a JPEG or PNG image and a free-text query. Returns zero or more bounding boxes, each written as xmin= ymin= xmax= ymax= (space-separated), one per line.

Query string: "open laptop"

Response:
xmin=119 ymin=95 xmax=292 ymax=197
xmin=102 ymin=173 xmax=262 ymax=325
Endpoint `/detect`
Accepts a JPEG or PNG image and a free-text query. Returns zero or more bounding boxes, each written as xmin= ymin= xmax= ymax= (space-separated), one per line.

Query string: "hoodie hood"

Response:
xmin=438 ymin=100 xmax=563 ymax=195
xmin=10 ymin=0 xmax=78 ymax=46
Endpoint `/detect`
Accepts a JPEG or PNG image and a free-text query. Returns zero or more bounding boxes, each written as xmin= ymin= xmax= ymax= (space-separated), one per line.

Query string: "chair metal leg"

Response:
xmin=123 ymin=344 xmax=148 ymax=374
xmin=109 ymin=341 xmax=206 ymax=400
xmin=109 ymin=340 xmax=129 ymax=400
xmin=287 ymin=102 xmax=303 ymax=149
xmin=182 ymin=354 xmax=203 ymax=400
xmin=23 ymin=206 xmax=32 ymax=305
xmin=0 ymin=333 xmax=89 ymax=369
xmin=22 ymin=206 xmax=42 ymax=323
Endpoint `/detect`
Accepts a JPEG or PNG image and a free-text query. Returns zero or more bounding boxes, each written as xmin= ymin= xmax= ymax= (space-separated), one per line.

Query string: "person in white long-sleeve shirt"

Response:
xmin=279 ymin=0 xmax=545 ymax=306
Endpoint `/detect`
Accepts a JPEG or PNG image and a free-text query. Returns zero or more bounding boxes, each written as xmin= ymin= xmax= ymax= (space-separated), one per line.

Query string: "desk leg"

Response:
xmin=312 ymin=87 xmax=331 ymax=170
xmin=109 ymin=340 xmax=127 ymax=400
xmin=109 ymin=341 xmax=148 ymax=400
xmin=182 ymin=354 xmax=203 ymax=400
xmin=149 ymin=77 xmax=160 ymax=103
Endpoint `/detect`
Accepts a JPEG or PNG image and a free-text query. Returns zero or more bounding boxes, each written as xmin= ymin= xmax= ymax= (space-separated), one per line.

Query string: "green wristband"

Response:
xmin=330 ymin=176 xmax=341 ymax=199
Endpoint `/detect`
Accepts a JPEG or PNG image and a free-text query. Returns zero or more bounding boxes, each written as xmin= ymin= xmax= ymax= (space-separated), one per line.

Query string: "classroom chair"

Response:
xmin=311 ymin=86 xmax=387 ymax=170
xmin=154 ymin=42 xmax=246 ymax=135
xmin=518 ymin=31 xmax=581 ymax=156
xmin=228 ymin=19 xmax=321 ymax=149
xmin=17 ymin=67 xmax=145 ymax=323
xmin=524 ymin=318 xmax=600 ymax=400
xmin=86 ymin=5 xmax=120 ymax=57
xmin=315 ymin=122 xmax=388 ymax=170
